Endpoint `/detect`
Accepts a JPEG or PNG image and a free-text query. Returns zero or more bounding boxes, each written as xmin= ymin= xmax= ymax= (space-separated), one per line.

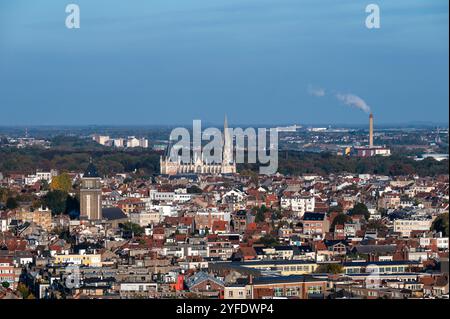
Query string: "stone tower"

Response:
xmin=80 ymin=161 xmax=102 ymax=220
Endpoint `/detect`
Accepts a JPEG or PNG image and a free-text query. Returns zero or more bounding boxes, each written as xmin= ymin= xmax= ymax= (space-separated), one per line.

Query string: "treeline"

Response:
xmin=239 ymin=151 xmax=449 ymax=177
xmin=0 ymin=147 xmax=161 ymax=177
xmin=0 ymin=147 xmax=448 ymax=177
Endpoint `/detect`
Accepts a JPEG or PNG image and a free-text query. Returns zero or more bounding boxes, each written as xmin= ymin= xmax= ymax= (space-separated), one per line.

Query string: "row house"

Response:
xmin=302 ymin=212 xmax=329 ymax=236
xmin=250 ymin=275 xmax=327 ymax=299
xmin=0 ymin=257 xmax=20 ymax=289
xmin=393 ymin=218 xmax=433 ymax=237
xmin=193 ymin=208 xmax=230 ymax=232
xmin=117 ymin=198 xmax=145 ymax=214
xmin=419 ymin=233 xmax=449 ymax=250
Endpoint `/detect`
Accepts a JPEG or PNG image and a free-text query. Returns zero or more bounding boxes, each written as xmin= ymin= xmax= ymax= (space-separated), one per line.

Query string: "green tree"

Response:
xmin=348 ymin=203 xmax=370 ymax=220
xmin=6 ymin=197 xmax=18 ymax=210
xmin=43 ymin=190 xmax=68 ymax=215
xmin=432 ymin=213 xmax=449 ymax=237
xmin=120 ymin=222 xmax=144 ymax=237
xmin=315 ymin=263 xmax=344 ymax=274
xmin=0 ymin=187 xmax=11 ymax=203
xmin=331 ymin=213 xmax=351 ymax=230
xmin=256 ymin=235 xmax=278 ymax=247
xmin=255 ymin=205 xmax=269 ymax=223
xmin=187 ymin=185 xmax=203 ymax=194
xmin=65 ymin=195 xmax=80 ymax=215
xmin=255 ymin=210 xmax=265 ymax=223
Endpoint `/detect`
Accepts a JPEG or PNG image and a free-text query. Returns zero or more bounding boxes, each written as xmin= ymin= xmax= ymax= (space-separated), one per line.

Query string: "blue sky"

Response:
xmin=0 ymin=0 xmax=448 ymax=126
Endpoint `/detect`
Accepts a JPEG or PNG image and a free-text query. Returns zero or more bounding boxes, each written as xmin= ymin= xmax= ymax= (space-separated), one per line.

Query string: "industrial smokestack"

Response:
xmin=369 ymin=113 xmax=374 ymax=148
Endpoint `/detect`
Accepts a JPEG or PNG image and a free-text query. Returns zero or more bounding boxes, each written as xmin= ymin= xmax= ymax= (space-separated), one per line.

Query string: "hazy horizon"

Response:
xmin=0 ymin=119 xmax=448 ymax=130
xmin=1 ymin=0 xmax=448 ymax=126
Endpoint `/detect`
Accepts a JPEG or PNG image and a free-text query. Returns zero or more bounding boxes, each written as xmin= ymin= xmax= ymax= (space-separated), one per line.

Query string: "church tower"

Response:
xmin=80 ymin=161 xmax=102 ymax=220
xmin=221 ymin=115 xmax=236 ymax=174
xmin=160 ymin=115 xmax=236 ymax=175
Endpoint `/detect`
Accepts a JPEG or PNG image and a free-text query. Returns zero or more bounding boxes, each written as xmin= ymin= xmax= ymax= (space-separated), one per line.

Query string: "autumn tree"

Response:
xmin=17 ymin=283 xmax=34 ymax=299
xmin=50 ymin=173 xmax=72 ymax=193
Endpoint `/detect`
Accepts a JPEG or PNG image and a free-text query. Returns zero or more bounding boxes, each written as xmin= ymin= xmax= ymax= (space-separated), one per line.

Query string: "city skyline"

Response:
xmin=0 ymin=0 xmax=448 ymax=126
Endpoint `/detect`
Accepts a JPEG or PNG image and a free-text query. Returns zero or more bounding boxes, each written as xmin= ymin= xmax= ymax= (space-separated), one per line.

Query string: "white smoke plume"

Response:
xmin=307 ymin=85 xmax=325 ymax=97
xmin=308 ymin=84 xmax=372 ymax=114
xmin=335 ymin=93 xmax=371 ymax=114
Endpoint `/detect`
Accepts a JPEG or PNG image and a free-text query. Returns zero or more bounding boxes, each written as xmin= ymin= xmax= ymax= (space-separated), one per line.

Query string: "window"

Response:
xmin=274 ymin=288 xmax=283 ymax=297
xmin=307 ymin=286 xmax=322 ymax=295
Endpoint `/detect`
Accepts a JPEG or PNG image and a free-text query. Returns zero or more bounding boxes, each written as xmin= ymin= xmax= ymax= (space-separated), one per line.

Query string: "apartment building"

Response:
xmin=394 ymin=218 xmax=433 ymax=237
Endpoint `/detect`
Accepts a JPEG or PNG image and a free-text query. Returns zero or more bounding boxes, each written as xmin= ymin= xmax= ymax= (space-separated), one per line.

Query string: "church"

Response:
xmin=160 ymin=116 xmax=237 ymax=175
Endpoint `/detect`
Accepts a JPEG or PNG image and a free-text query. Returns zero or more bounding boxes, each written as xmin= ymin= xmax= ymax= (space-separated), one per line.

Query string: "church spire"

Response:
xmin=223 ymin=115 xmax=232 ymax=165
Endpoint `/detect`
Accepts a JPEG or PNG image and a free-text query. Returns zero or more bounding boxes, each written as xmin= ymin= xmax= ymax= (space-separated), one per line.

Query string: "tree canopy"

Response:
xmin=43 ymin=190 xmax=68 ymax=215
xmin=331 ymin=213 xmax=351 ymax=230
xmin=50 ymin=173 xmax=72 ymax=193
xmin=120 ymin=222 xmax=145 ymax=237
xmin=432 ymin=213 xmax=449 ymax=237
xmin=348 ymin=203 xmax=370 ymax=220
xmin=6 ymin=197 xmax=18 ymax=210
xmin=315 ymin=263 xmax=344 ymax=274
xmin=256 ymin=234 xmax=278 ymax=247
xmin=255 ymin=205 xmax=269 ymax=223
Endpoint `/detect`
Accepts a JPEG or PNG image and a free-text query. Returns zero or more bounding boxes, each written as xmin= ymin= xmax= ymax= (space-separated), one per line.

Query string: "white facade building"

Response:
xmin=393 ymin=219 xmax=433 ymax=237
xmin=280 ymin=195 xmax=315 ymax=217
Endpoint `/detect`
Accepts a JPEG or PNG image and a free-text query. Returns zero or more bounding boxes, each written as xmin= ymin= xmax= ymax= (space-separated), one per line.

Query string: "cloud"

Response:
xmin=335 ymin=93 xmax=371 ymax=114
xmin=307 ymin=85 xmax=325 ymax=97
